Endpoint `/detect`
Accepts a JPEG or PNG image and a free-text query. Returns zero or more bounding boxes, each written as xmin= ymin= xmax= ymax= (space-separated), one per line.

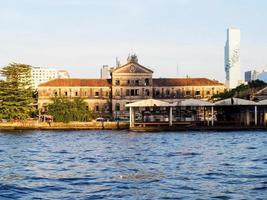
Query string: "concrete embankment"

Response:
xmin=1 ymin=121 xmax=267 ymax=131
xmin=0 ymin=121 xmax=129 ymax=130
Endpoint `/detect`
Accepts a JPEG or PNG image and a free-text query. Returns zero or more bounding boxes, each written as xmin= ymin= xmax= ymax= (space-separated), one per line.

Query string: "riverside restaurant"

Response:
xmin=126 ymin=98 xmax=267 ymax=130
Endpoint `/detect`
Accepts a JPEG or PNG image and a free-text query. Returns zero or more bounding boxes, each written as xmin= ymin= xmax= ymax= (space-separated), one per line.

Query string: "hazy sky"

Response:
xmin=1 ymin=0 xmax=267 ymax=82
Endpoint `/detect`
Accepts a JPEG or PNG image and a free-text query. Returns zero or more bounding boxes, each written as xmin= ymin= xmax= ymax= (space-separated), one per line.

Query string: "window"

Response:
xmin=206 ymin=91 xmax=210 ymax=95
xmin=145 ymin=89 xmax=150 ymax=96
xmin=75 ymin=92 xmax=78 ymax=96
xmin=131 ymin=89 xmax=135 ymax=96
xmin=166 ymin=89 xmax=170 ymax=96
xmin=135 ymin=89 xmax=139 ymax=96
xmin=95 ymin=105 xmax=99 ymax=112
xmin=115 ymin=89 xmax=120 ymax=96
xmin=127 ymin=80 xmax=130 ymax=85
xmin=104 ymin=104 xmax=109 ymax=111
xmin=95 ymin=91 xmax=99 ymax=97
xmin=115 ymin=103 xmax=120 ymax=111
xmin=54 ymin=91 xmax=58 ymax=96
xmin=195 ymin=91 xmax=200 ymax=96
xmin=155 ymin=90 xmax=160 ymax=96
xmin=186 ymin=91 xmax=191 ymax=96
xmin=64 ymin=91 xmax=68 ymax=96
xmin=145 ymin=78 xmax=149 ymax=86
xmin=135 ymin=80 xmax=139 ymax=86
xmin=115 ymin=80 xmax=120 ymax=86
xmin=126 ymin=89 xmax=130 ymax=96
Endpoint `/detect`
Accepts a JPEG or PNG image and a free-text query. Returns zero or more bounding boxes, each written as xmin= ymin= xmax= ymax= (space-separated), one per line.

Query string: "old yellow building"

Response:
xmin=38 ymin=55 xmax=225 ymax=118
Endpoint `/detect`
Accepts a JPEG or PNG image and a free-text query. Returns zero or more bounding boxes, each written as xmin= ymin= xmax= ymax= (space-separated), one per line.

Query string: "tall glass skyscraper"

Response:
xmin=224 ymin=28 xmax=242 ymax=89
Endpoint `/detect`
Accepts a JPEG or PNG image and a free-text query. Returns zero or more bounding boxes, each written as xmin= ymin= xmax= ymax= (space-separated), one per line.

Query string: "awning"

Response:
xmin=257 ymin=99 xmax=267 ymax=105
xmin=214 ymin=98 xmax=256 ymax=106
xmin=175 ymin=98 xmax=213 ymax=106
xmin=125 ymin=99 xmax=171 ymax=107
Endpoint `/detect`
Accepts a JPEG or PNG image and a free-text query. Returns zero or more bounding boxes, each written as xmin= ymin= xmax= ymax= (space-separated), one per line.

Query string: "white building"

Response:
xmin=224 ymin=28 xmax=242 ymax=89
xmin=100 ymin=65 xmax=111 ymax=79
xmin=58 ymin=70 xmax=70 ymax=79
xmin=31 ymin=67 xmax=70 ymax=90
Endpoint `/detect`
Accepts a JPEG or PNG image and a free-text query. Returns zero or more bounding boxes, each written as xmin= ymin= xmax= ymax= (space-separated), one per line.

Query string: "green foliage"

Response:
xmin=0 ymin=63 xmax=34 ymax=120
xmin=47 ymin=97 xmax=93 ymax=123
xmin=213 ymin=80 xmax=267 ymax=100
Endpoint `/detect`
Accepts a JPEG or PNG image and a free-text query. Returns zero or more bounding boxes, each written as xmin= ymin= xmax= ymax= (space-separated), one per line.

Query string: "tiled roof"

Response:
xmin=39 ymin=79 xmax=111 ymax=87
xmin=153 ymin=78 xmax=224 ymax=87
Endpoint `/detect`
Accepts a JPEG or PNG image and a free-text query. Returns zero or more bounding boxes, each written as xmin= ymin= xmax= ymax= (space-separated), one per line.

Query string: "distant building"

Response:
xmin=245 ymin=70 xmax=259 ymax=82
xmin=38 ymin=55 xmax=225 ymax=118
xmin=257 ymin=69 xmax=267 ymax=83
xmin=31 ymin=67 xmax=70 ymax=90
xmin=225 ymin=28 xmax=242 ymax=89
xmin=58 ymin=70 xmax=70 ymax=79
xmin=100 ymin=65 xmax=111 ymax=79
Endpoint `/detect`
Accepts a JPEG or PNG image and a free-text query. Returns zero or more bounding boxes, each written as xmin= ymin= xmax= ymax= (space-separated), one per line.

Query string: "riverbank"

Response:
xmin=0 ymin=121 xmax=267 ymax=131
xmin=0 ymin=121 xmax=129 ymax=130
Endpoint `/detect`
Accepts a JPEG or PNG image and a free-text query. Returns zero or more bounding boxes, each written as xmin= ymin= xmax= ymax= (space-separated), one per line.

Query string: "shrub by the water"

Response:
xmin=47 ymin=97 xmax=93 ymax=123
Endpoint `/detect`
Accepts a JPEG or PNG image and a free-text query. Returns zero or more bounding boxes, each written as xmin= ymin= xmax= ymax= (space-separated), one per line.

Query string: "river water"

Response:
xmin=0 ymin=130 xmax=266 ymax=200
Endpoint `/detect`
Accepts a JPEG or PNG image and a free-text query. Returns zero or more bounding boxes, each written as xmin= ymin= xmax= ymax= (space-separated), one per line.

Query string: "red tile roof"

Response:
xmin=39 ymin=79 xmax=111 ymax=87
xmin=153 ymin=78 xmax=224 ymax=87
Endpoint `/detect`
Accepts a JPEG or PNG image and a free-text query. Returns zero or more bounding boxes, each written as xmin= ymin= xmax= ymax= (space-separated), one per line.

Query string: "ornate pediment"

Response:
xmin=112 ymin=62 xmax=153 ymax=74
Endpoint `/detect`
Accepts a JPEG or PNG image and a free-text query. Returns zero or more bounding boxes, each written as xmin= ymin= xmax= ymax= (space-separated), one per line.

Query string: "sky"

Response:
xmin=0 ymin=0 xmax=267 ymax=82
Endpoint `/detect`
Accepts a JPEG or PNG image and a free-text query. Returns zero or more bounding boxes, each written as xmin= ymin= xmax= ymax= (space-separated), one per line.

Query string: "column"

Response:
xmin=129 ymin=107 xmax=132 ymax=127
xmin=255 ymin=106 xmax=258 ymax=126
xmin=246 ymin=108 xmax=250 ymax=126
xmin=211 ymin=106 xmax=214 ymax=126
xmin=169 ymin=107 xmax=173 ymax=126
xmin=130 ymin=107 xmax=135 ymax=128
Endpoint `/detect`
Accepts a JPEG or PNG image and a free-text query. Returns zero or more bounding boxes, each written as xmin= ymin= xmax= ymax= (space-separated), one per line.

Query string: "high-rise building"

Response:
xmin=224 ymin=28 xmax=242 ymax=89
xmin=245 ymin=70 xmax=259 ymax=82
xmin=31 ymin=67 xmax=70 ymax=90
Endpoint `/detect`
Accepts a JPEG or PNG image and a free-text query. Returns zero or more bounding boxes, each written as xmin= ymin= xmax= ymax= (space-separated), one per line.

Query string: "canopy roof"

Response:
xmin=125 ymin=98 xmax=260 ymax=108
xmin=176 ymin=99 xmax=213 ymax=106
xmin=214 ymin=98 xmax=256 ymax=106
xmin=257 ymin=99 xmax=267 ymax=105
xmin=125 ymin=99 xmax=171 ymax=107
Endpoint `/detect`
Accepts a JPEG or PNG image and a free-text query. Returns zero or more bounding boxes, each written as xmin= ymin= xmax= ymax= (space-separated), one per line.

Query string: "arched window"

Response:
xmin=145 ymin=89 xmax=150 ymax=96
xmin=115 ymin=89 xmax=120 ymax=96
xmin=95 ymin=104 xmax=99 ymax=112
xmin=115 ymin=80 xmax=120 ymax=86
xmin=115 ymin=103 xmax=120 ymax=111
xmin=166 ymin=89 xmax=170 ymax=96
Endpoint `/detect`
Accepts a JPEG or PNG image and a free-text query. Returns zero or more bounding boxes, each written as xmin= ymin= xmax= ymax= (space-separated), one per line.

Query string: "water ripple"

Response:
xmin=0 ymin=130 xmax=266 ymax=199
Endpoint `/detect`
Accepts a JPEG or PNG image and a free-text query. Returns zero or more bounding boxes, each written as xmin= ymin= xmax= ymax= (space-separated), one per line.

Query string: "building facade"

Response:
xmin=38 ymin=55 xmax=225 ymax=118
xmin=100 ymin=65 xmax=111 ymax=79
xmin=245 ymin=70 xmax=259 ymax=83
xmin=225 ymin=28 xmax=242 ymax=89
xmin=31 ymin=67 xmax=70 ymax=90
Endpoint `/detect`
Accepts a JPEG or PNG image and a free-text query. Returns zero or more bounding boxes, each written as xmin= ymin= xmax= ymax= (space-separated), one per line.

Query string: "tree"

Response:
xmin=47 ymin=97 xmax=93 ymax=123
xmin=212 ymin=80 xmax=267 ymax=100
xmin=0 ymin=63 xmax=34 ymax=120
